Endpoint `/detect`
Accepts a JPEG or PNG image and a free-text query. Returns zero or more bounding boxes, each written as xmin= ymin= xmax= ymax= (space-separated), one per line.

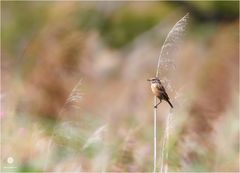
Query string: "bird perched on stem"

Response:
xmin=147 ymin=77 xmax=173 ymax=108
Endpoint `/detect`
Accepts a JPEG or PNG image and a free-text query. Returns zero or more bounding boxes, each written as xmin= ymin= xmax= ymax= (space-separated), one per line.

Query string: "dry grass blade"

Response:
xmin=159 ymin=111 xmax=173 ymax=173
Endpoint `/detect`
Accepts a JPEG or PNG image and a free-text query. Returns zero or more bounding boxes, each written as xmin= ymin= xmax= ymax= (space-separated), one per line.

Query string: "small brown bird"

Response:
xmin=147 ymin=77 xmax=173 ymax=108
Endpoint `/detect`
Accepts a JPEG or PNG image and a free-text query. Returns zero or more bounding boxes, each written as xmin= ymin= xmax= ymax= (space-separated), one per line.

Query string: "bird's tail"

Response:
xmin=167 ymin=99 xmax=173 ymax=108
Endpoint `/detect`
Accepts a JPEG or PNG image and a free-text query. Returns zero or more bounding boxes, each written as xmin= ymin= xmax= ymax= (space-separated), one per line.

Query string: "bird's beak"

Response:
xmin=147 ymin=79 xmax=151 ymax=81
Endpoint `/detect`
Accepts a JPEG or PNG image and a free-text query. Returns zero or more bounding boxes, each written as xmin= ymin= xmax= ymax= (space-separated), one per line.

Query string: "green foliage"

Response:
xmin=18 ymin=164 xmax=41 ymax=173
xmin=100 ymin=10 xmax=161 ymax=48
xmin=1 ymin=2 xmax=48 ymax=54
xmin=75 ymin=5 xmax=167 ymax=48
xmin=214 ymin=1 xmax=239 ymax=15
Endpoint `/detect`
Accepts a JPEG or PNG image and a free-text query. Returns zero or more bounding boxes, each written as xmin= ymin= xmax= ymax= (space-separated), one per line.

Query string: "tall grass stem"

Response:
xmin=153 ymin=13 xmax=189 ymax=173
xmin=154 ymin=96 xmax=157 ymax=172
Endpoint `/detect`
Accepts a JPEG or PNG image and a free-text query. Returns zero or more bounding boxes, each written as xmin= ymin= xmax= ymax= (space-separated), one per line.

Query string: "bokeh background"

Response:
xmin=1 ymin=1 xmax=239 ymax=172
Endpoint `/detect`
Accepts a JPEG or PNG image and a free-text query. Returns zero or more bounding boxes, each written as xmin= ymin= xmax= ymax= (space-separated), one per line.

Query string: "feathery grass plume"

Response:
xmin=66 ymin=80 xmax=84 ymax=108
xmin=82 ymin=124 xmax=107 ymax=150
xmin=156 ymin=13 xmax=189 ymax=78
xmin=59 ymin=79 xmax=84 ymax=116
xmin=152 ymin=13 xmax=189 ymax=173
xmin=44 ymin=79 xmax=84 ymax=171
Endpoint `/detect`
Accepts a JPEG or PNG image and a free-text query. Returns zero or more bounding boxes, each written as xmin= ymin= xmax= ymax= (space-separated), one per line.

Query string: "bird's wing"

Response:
xmin=156 ymin=83 xmax=165 ymax=92
xmin=162 ymin=91 xmax=170 ymax=100
xmin=157 ymin=84 xmax=170 ymax=100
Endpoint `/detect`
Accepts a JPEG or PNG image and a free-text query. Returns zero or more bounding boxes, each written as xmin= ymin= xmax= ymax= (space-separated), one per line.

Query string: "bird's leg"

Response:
xmin=154 ymin=100 xmax=162 ymax=108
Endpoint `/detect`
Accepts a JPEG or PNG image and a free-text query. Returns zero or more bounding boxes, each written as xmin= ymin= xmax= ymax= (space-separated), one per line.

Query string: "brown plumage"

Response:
xmin=147 ymin=77 xmax=173 ymax=108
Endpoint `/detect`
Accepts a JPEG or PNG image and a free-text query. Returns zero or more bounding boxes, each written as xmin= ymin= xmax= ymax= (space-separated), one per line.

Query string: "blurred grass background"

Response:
xmin=1 ymin=1 xmax=239 ymax=172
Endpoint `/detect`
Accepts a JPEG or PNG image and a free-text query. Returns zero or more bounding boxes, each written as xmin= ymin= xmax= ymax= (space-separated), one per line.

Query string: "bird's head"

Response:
xmin=147 ymin=77 xmax=160 ymax=83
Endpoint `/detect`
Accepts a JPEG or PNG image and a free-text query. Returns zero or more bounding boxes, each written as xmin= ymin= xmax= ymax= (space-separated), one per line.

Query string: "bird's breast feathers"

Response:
xmin=151 ymin=83 xmax=160 ymax=95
